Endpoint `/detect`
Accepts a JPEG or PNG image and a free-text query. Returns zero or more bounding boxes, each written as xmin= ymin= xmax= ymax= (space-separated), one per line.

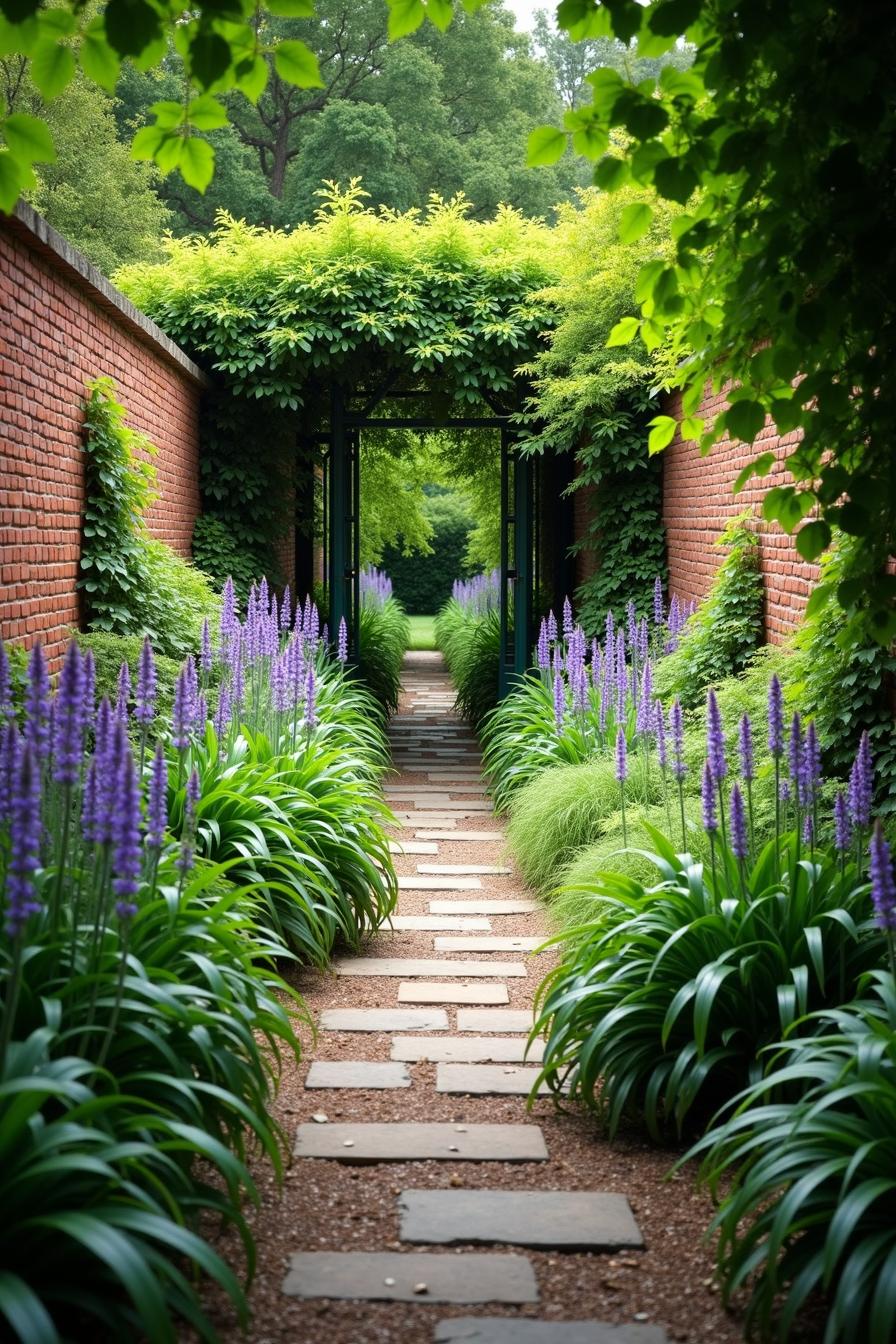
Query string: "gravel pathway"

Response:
xmin=201 ymin=651 xmax=744 ymax=1344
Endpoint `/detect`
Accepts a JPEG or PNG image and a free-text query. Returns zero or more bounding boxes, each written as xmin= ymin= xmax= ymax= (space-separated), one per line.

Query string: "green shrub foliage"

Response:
xmin=382 ymin=491 xmax=474 ymax=614
xmin=80 ymin=379 xmax=221 ymax=657
xmin=356 ymin=592 xmax=411 ymax=713
xmin=435 ymin=598 xmax=501 ymax=727
xmin=654 ymin=516 xmax=763 ymax=708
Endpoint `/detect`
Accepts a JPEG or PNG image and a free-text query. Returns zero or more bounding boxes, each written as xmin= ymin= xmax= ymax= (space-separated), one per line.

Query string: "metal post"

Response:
xmin=350 ymin=427 xmax=361 ymax=659
xmin=498 ymin=431 xmax=512 ymax=699
xmin=328 ymin=384 xmax=348 ymax=640
xmin=513 ymin=447 xmax=533 ymax=680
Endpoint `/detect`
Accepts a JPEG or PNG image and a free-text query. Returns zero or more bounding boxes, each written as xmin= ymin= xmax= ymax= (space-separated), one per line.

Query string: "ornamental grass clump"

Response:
xmin=0 ymin=636 xmax=303 ymax=1342
xmin=532 ymin=681 xmax=891 ymax=1141
xmin=435 ymin=581 xmax=503 ymax=726
xmin=356 ymin=568 xmax=410 ymax=712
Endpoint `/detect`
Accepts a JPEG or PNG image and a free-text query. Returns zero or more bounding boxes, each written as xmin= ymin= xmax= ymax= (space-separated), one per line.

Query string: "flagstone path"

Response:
xmin=206 ymin=652 xmax=742 ymax=1344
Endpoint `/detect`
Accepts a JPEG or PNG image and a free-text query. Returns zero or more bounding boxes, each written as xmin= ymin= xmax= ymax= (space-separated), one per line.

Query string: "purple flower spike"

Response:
xmin=653 ymin=575 xmax=664 ymax=627
xmin=730 ymin=783 xmax=748 ymax=859
xmin=304 ymin=661 xmax=317 ymax=729
xmin=833 ymin=790 xmax=852 ymax=853
xmin=0 ymin=719 xmax=21 ymax=824
xmin=779 ymin=777 xmax=792 ymax=803
xmin=636 ymin=660 xmax=653 ymax=734
xmin=134 ymin=637 xmax=157 ymax=727
xmin=626 ymin=600 xmax=637 ymax=650
xmin=52 ymin=643 xmax=85 ymax=787
xmin=546 ymin=610 xmax=558 ymax=643
xmin=116 ymin=660 xmax=131 ymax=721
xmin=605 ymin=609 xmax=615 ymax=649
xmin=562 ymin=597 xmax=574 ymax=640
xmin=654 ymin=699 xmax=667 ymax=768
xmin=615 ymin=727 xmax=628 ymax=783
xmin=24 ymin=643 xmax=50 ymax=765
xmin=220 ymin=576 xmax=237 ymax=645
xmin=337 ymin=617 xmax=348 ymax=663
xmin=701 ymin=760 xmax=718 ymax=833
xmin=848 ymin=731 xmax=874 ymax=829
xmin=706 ymin=690 xmax=727 ymax=782
xmin=788 ymin=712 xmax=803 ymax=791
xmin=280 ymin=585 xmax=292 ymax=634
xmin=146 ymin=741 xmax=167 ymax=851
xmin=553 ymin=673 xmax=565 ymax=731
xmin=81 ymin=756 xmax=99 ymax=845
xmin=670 ymin=699 xmax=686 ymax=780
xmin=767 ymin=674 xmax=784 ymax=758
xmin=738 ymin=714 xmax=754 ymax=783
xmin=537 ymin=620 xmax=549 ymax=670
xmin=5 ymin=741 xmax=43 ymax=935
xmin=869 ymin=821 xmax=896 ymax=932
xmin=112 ymin=744 xmax=141 ymax=909
xmin=802 ymin=814 xmax=814 ymax=845
xmin=200 ymin=619 xmax=213 ymax=676
xmin=81 ymin=648 xmax=95 ymax=722
xmin=214 ymin=683 xmax=232 ymax=740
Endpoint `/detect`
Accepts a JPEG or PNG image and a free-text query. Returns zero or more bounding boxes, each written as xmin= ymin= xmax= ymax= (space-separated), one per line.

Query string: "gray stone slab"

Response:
xmin=430 ymin=900 xmax=538 ymax=915
xmin=435 ymin=1319 xmax=668 ymax=1344
xmin=391 ymin=916 xmax=492 ymax=931
xmin=390 ymin=841 xmax=439 ymax=855
xmin=434 ymin=937 xmax=544 ymax=953
xmin=294 ymin=1122 xmax=548 ymax=1164
xmin=305 ymin=1061 xmax=411 ymax=1089
xmin=335 ymin=958 xmax=526 ymax=978
xmin=319 ymin=1008 xmax=449 ymax=1032
xmin=398 ymin=875 xmax=483 ymax=891
xmin=393 ymin=814 xmax=463 ymax=826
xmin=403 ymin=801 xmax=493 ymax=812
xmin=282 ymin=1252 xmax=538 ymax=1303
xmin=399 ymin=1190 xmax=643 ymax=1251
xmin=391 ymin=1036 xmax=544 ymax=1064
xmin=436 ymin=1064 xmax=551 ymax=1096
xmin=398 ymin=982 xmax=509 ymax=1005
xmin=457 ymin=1010 xmax=535 ymax=1033
xmin=418 ymin=865 xmax=511 ymax=875
xmin=386 ymin=792 xmax=456 ymax=806
xmin=417 ymin=831 xmax=504 ymax=842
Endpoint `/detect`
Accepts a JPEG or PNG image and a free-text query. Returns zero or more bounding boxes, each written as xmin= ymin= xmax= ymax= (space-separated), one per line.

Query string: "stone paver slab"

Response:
xmin=390 ymin=916 xmax=492 ymax=931
xmin=390 ymin=841 xmax=439 ymax=855
xmin=305 ymin=1061 xmax=411 ymax=1089
xmin=294 ymin=1122 xmax=548 ymax=1163
xmin=430 ymin=900 xmax=538 ymax=915
xmin=282 ymin=1252 xmax=538 ymax=1303
xmin=335 ymin=958 xmax=526 ymax=978
xmin=319 ymin=1008 xmax=449 ymax=1032
xmin=436 ymin=1064 xmax=551 ymax=1096
xmin=435 ymin=1319 xmax=667 ymax=1344
xmin=434 ymin=936 xmax=544 ymax=953
xmin=393 ymin=814 xmax=464 ymax=826
xmin=391 ymin=1036 xmax=544 ymax=1064
xmin=418 ymin=865 xmax=511 ymax=875
xmin=457 ymin=1009 xmax=535 ymax=1033
xmin=417 ymin=831 xmax=504 ymax=842
xmin=398 ymin=982 xmax=509 ymax=1005
xmin=398 ymin=875 xmax=483 ymax=891
xmin=399 ymin=1190 xmax=643 ymax=1250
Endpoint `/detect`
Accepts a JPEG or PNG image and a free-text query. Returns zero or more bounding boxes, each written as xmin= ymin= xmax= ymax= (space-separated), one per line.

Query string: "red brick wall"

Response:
xmin=0 ymin=205 xmax=206 ymax=664
xmin=662 ymin=385 xmax=818 ymax=642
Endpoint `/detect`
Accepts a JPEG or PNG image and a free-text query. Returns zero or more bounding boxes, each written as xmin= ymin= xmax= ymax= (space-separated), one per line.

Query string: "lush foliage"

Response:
xmin=691 ymin=970 xmax=896 ymax=1344
xmin=80 ymin=379 xmax=221 ymax=657
xmin=654 ymin=517 xmax=763 ymax=709
xmin=382 ymin=489 xmax=475 ymax=614
xmin=522 ymin=0 xmax=896 ymax=642
xmin=356 ymin=570 xmax=411 ymax=712
xmin=435 ymin=578 xmax=502 ymax=726
xmin=518 ymin=187 xmax=673 ymax=623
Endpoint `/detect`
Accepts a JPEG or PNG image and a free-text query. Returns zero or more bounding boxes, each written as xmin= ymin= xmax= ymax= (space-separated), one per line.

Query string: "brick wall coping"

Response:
xmin=3 ymin=202 xmax=210 ymax=388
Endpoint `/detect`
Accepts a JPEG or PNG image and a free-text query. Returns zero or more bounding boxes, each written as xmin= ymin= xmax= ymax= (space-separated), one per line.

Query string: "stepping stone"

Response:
xmin=294 ymin=1122 xmax=548 ymax=1164
xmin=390 ymin=841 xmax=439 ymax=855
xmin=457 ymin=1009 xmax=535 ymax=1033
xmin=393 ymin=814 xmax=465 ymax=825
xmin=399 ymin=982 xmax=509 ymax=1005
xmin=434 ymin=936 xmax=544 ymax=953
xmin=418 ymin=865 xmax=510 ymax=875
xmin=431 ymin=900 xmax=538 ymax=915
xmin=319 ymin=1008 xmax=449 ymax=1032
xmin=398 ymin=875 xmax=483 ymax=891
xmin=399 ymin=1190 xmax=643 ymax=1251
xmin=282 ymin=1252 xmax=538 ymax=1304
xmin=435 ymin=1319 xmax=667 ymax=1344
xmin=305 ymin=1061 xmax=411 ymax=1089
xmin=390 ymin=916 xmax=492 ymax=931
xmin=406 ymin=801 xmax=493 ymax=812
xmin=335 ymin=958 xmax=526 ymax=978
xmin=391 ymin=1036 xmax=544 ymax=1064
xmin=437 ymin=1064 xmax=550 ymax=1096
xmin=417 ymin=831 xmax=504 ymax=842
xmin=385 ymin=791 xmax=456 ymax=804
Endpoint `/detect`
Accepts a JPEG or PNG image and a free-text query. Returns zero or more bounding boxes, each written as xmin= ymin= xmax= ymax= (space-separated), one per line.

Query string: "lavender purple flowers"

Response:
xmin=5 ymin=742 xmax=43 ymax=936
xmin=869 ymin=822 xmax=896 ymax=934
xmin=52 ymin=643 xmax=85 ymax=787
xmin=706 ymin=690 xmax=727 ymax=782
xmin=848 ymin=732 xmax=873 ymax=831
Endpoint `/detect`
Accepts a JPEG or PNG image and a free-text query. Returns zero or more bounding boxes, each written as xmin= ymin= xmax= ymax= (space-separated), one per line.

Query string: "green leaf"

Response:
xmin=649 ymin=0 xmax=702 ymax=37
xmin=387 ymin=0 xmax=425 ymax=38
xmin=3 ymin=113 xmax=55 ymax=164
xmin=187 ymin=94 xmax=228 ymax=130
xmin=0 ymin=148 xmax=29 ymax=211
xmin=725 ymin=399 xmax=766 ymax=443
xmin=130 ymin=124 xmax=168 ymax=162
xmin=572 ymin=124 xmax=609 ymax=159
xmin=606 ymin=315 xmax=640 ymax=347
xmin=273 ymin=39 xmax=323 ymax=88
xmin=189 ymin=29 xmax=232 ymax=88
xmin=235 ymin=53 xmax=268 ymax=102
xmin=593 ymin=156 xmax=628 ymax=191
xmin=426 ymin=0 xmax=454 ymax=30
xmin=648 ymin=414 xmax=678 ymax=453
xmin=29 ymin=39 xmax=75 ymax=98
xmin=680 ymin=415 xmax=703 ymax=440
xmin=526 ymin=124 xmax=566 ymax=167
xmin=654 ymin=155 xmax=699 ymax=203
xmin=149 ymin=100 xmax=185 ymax=129
xmin=104 ymin=0 xmax=162 ymax=57
xmin=266 ymin=0 xmax=315 ymax=13
xmin=795 ymin=519 xmax=832 ymax=562
xmin=0 ymin=1272 xmax=58 ymax=1344
xmin=804 ymin=581 xmax=834 ymax=617
xmin=619 ymin=201 xmax=653 ymax=243
xmin=0 ymin=0 xmax=40 ymax=20
xmin=179 ymin=137 xmax=215 ymax=192
xmin=79 ymin=20 xmax=120 ymax=91
xmin=733 ymin=450 xmax=776 ymax=492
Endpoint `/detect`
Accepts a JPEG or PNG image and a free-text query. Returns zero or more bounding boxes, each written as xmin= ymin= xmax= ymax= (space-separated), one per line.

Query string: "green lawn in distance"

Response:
xmin=407 ymin=614 xmax=437 ymax=650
